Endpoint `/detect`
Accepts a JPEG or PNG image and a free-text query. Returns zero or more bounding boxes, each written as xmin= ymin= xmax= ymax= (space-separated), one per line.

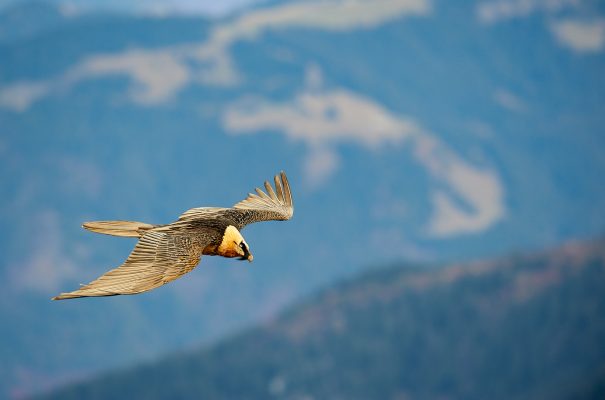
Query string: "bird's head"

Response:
xmin=218 ymin=225 xmax=253 ymax=262
xmin=236 ymin=240 xmax=253 ymax=262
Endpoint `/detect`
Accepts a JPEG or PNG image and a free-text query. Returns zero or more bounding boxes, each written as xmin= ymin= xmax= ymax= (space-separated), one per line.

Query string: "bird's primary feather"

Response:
xmin=82 ymin=221 xmax=156 ymax=238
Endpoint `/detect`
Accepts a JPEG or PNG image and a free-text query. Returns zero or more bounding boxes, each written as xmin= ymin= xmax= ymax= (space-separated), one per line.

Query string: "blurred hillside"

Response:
xmin=39 ymin=238 xmax=605 ymax=399
xmin=1 ymin=0 xmax=605 ymax=397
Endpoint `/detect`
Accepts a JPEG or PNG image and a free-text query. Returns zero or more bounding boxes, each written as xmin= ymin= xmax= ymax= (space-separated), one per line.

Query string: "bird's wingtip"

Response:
xmin=52 ymin=292 xmax=77 ymax=300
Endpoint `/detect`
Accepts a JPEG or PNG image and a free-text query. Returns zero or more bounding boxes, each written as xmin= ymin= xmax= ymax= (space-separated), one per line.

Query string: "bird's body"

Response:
xmin=53 ymin=172 xmax=293 ymax=300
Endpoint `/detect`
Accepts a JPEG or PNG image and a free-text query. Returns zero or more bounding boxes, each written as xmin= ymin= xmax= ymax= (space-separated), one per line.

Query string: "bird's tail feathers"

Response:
xmin=82 ymin=221 xmax=156 ymax=238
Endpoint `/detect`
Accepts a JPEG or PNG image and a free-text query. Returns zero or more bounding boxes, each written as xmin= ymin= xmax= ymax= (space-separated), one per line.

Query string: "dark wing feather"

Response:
xmin=160 ymin=171 xmax=293 ymax=230
xmin=52 ymin=230 xmax=209 ymax=300
xmin=230 ymin=171 xmax=294 ymax=228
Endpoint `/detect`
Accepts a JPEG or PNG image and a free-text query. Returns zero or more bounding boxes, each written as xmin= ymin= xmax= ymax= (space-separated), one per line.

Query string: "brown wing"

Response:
xmin=174 ymin=171 xmax=294 ymax=230
xmin=230 ymin=171 xmax=294 ymax=227
xmin=52 ymin=230 xmax=209 ymax=300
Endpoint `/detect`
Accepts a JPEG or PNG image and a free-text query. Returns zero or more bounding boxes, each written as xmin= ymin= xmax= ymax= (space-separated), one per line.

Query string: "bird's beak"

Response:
xmin=239 ymin=248 xmax=253 ymax=262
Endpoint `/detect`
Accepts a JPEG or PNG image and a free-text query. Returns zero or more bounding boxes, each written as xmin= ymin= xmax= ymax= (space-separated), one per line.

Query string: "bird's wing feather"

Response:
xmin=174 ymin=172 xmax=294 ymax=229
xmin=230 ymin=171 xmax=294 ymax=228
xmin=52 ymin=230 xmax=209 ymax=300
xmin=176 ymin=207 xmax=227 ymax=223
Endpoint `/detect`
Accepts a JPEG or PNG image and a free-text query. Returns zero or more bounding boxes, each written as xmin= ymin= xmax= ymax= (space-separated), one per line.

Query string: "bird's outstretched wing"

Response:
xmin=230 ymin=171 xmax=294 ymax=228
xmin=175 ymin=171 xmax=294 ymax=230
xmin=52 ymin=230 xmax=209 ymax=300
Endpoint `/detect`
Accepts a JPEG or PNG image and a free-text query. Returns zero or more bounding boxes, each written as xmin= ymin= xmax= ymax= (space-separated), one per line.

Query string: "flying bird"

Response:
xmin=53 ymin=171 xmax=293 ymax=300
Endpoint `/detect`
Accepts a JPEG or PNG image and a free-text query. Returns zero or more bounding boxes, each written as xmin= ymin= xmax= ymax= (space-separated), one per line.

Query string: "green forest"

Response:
xmin=39 ymin=239 xmax=605 ymax=400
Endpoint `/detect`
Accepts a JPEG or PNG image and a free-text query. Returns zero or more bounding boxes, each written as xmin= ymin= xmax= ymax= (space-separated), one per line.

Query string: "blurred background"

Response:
xmin=1 ymin=0 xmax=605 ymax=398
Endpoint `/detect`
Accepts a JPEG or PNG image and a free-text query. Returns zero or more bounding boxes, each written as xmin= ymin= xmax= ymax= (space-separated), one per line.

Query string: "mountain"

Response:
xmin=38 ymin=238 xmax=605 ymax=399
xmin=1 ymin=0 xmax=605 ymax=397
xmin=0 ymin=1 xmax=66 ymax=43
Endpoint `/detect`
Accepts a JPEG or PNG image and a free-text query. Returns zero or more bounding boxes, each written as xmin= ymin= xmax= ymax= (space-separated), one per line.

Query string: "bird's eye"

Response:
xmin=240 ymin=242 xmax=246 ymax=249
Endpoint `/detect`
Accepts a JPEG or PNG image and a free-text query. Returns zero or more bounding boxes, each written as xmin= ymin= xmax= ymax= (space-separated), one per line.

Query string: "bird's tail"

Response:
xmin=82 ymin=220 xmax=156 ymax=238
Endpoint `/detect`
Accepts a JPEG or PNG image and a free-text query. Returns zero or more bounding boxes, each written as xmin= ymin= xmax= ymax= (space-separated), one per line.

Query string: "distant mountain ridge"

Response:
xmin=39 ymin=238 xmax=605 ymax=399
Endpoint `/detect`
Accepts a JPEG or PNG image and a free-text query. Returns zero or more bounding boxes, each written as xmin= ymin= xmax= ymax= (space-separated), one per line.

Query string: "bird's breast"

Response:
xmin=202 ymin=244 xmax=219 ymax=256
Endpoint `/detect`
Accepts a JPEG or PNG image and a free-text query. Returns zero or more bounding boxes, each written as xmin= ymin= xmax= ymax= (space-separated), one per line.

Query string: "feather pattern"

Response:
xmin=231 ymin=171 xmax=294 ymax=227
xmin=52 ymin=230 xmax=211 ymax=299
xmin=82 ymin=220 xmax=156 ymax=237
xmin=175 ymin=171 xmax=294 ymax=230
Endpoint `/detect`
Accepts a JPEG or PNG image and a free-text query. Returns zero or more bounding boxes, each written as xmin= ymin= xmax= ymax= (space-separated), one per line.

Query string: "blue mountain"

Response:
xmin=40 ymin=239 xmax=605 ymax=399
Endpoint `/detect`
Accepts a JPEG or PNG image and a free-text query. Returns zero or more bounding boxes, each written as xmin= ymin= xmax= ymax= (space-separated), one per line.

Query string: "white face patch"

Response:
xmin=218 ymin=225 xmax=246 ymax=256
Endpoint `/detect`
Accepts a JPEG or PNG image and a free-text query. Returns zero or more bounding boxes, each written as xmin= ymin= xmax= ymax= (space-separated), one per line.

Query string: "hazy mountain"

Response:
xmin=0 ymin=1 xmax=66 ymax=43
xmin=39 ymin=239 xmax=605 ymax=399
xmin=1 ymin=0 xmax=604 ymax=397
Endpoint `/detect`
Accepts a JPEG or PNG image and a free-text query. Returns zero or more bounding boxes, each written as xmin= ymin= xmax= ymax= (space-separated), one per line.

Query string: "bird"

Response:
xmin=52 ymin=171 xmax=293 ymax=300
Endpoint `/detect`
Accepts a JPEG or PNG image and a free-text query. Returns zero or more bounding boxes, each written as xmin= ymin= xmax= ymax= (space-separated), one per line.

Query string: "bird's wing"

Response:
xmin=230 ymin=171 xmax=294 ymax=228
xmin=52 ymin=230 xmax=211 ymax=300
xmin=175 ymin=171 xmax=294 ymax=230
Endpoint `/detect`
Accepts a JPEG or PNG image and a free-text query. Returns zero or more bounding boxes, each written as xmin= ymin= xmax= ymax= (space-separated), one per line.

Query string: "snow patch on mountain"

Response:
xmin=0 ymin=45 xmax=194 ymax=110
xmin=223 ymin=89 xmax=415 ymax=147
xmin=493 ymin=89 xmax=528 ymax=113
xmin=476 ymin=0 xmax=579 ymax=24
xmin=223 ymin=86 xmax=506 ymax=236
xmin=194 ymin=0 xmax=430 ymax=84
xmin=0 ymin=81 xmax=50 ymax=111
xmin=0 ymin=0 xmax=430 ymax=111
xmin=303 ymin=147 xmax=341 ymax=188
xmin=550 ymin=18 xmax=605 ymax=53
xmin=71 ymin=49 xmax=191 ymax=104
